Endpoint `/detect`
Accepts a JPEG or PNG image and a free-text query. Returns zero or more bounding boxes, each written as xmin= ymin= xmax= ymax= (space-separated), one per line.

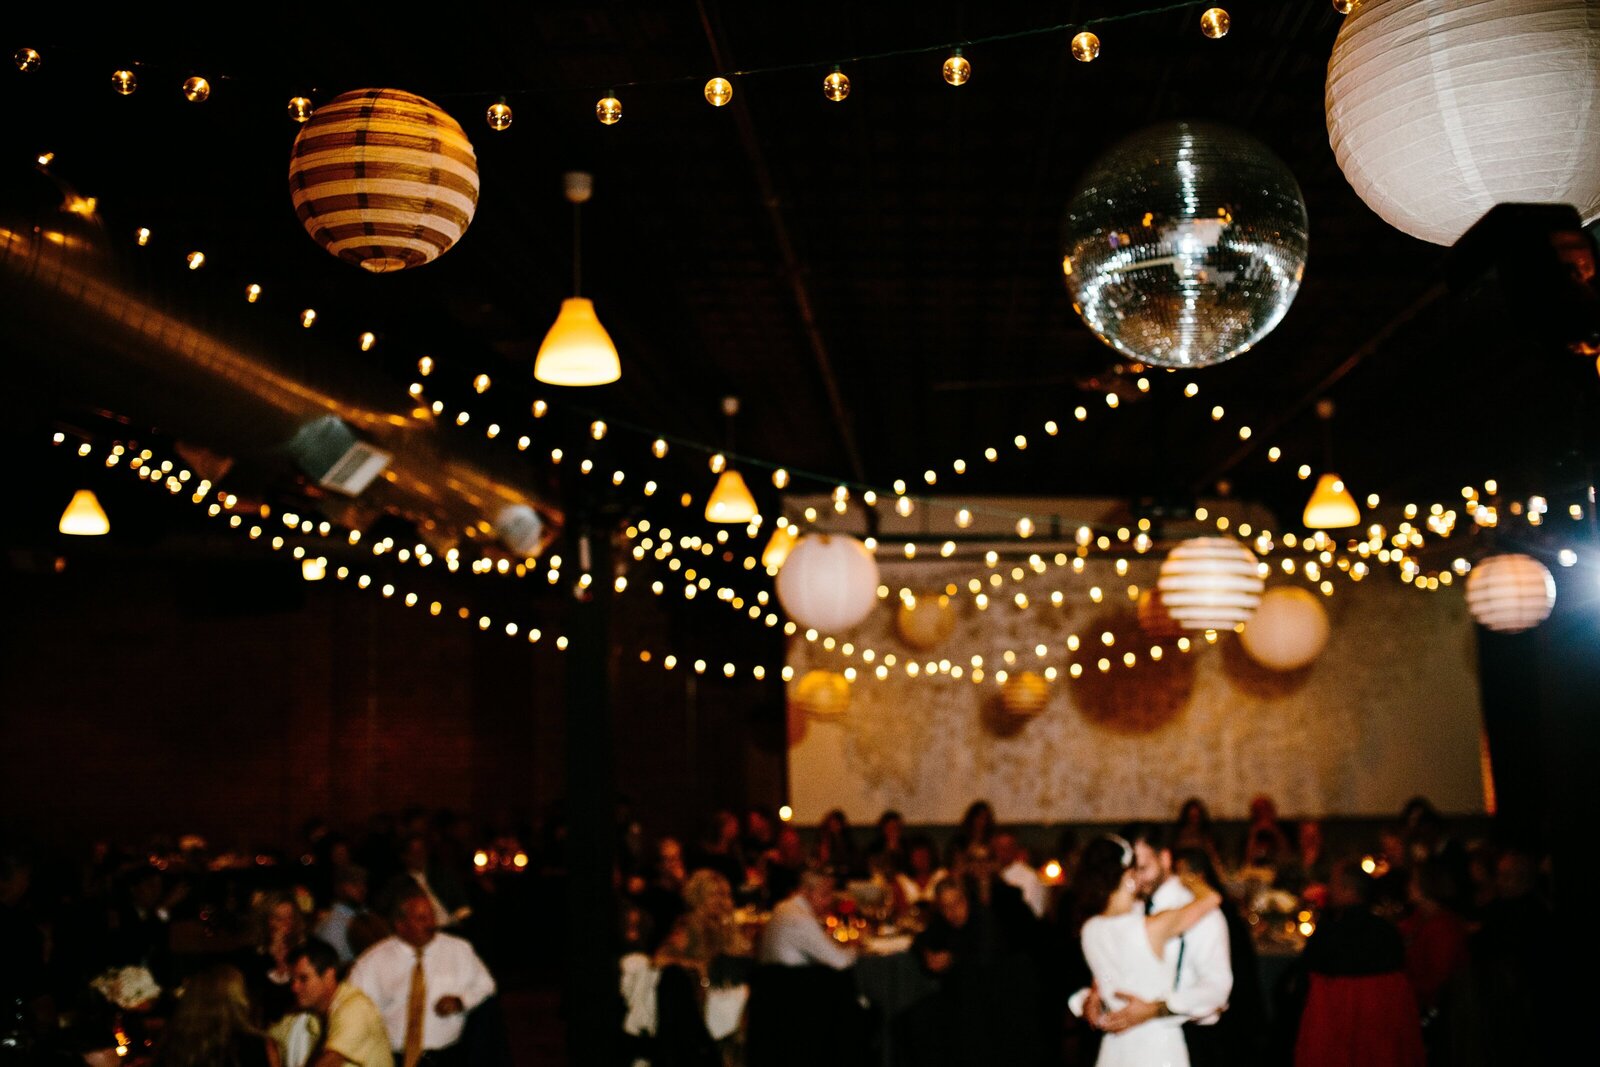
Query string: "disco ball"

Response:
xmin=1061 ymin=121 xmax=1308 ymax=369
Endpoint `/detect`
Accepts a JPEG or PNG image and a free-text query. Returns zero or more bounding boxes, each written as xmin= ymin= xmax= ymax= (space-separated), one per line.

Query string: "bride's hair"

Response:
xmin=1069 ymin=836 xmax=1133 ymax=932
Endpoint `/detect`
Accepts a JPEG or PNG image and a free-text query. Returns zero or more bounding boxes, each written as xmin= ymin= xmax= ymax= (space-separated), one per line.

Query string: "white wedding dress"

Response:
xmin=1080 ymin=911 xmax=1189 ymax=1067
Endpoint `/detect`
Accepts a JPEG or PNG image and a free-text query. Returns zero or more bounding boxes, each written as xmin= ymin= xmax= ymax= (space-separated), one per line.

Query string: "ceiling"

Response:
xmin=4 ymin=4 xmax=1597 ymax=545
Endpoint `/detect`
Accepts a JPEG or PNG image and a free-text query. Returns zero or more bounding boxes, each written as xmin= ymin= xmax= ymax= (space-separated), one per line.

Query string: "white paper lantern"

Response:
xmin=789 ymin=670 xmax=851 ymax=719
xmin=1240 ymin=586 xmax=1331 ymax=671
xmin=1000 ymin=671 xmax=1050 ymax=717
xmin=895 ymin=594 xmax=955 ymax=650
xmin=1157 ymin=537 xmax=1265 ymax=631
xmin=1465 ymin=552 xmax=1556 ymax=633
xmin=1327 ymin=0 xmax=1600 ymax=246
xmin=775 ymin=533 xmax=880 ymax=632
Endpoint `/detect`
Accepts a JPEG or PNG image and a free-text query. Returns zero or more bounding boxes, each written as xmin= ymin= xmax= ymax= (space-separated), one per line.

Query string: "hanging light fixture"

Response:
xmin=535 ymin=172 xmax=621 ymax=386
xmin=706 ymin=397 xmax=759 ymax=523
xmin=1303 ymin=399 xmax=1360 ymax=528
xmin=59 ymin=489 xmax=110 ymax=536
xmin=762 ymin=523 xmax=799 ymax=570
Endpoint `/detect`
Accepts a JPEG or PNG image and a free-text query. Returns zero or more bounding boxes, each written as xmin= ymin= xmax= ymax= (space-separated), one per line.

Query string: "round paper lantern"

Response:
xmin=1465 ymin=553 xmax=1556 ymax=633
xmin=775 ymin=534 xmax=880 ymax=633
xmin=1157 ymin=537 xmax=1265 ymax=631
xmin=1327 ymin=0 xmax=1600 ymax=246
xmin=289 ymin=89 xmax=480 ymax=272
xmin=1239 ymin=587 xmax=1331 ymax=671
xmin=1136 ymin=588 xmax=1184 ymax=639
xmin=1061 ymin=121 xmax=1308 ymax=368
xmin=790 ymin=670 xmax=851 ymax=719
xmin=895 ymin=594 xmax=955 ymax=650
xmin=1000 ymin=672 xmax=1050 ymax=717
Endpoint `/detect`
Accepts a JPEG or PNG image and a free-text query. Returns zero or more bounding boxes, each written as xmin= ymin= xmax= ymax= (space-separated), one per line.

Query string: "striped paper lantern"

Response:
xmin=289 ymin=89 xmax=479 ymax=272
xmin=790 ymin=670 xmax=851 ymax=719
xmin=1157 ymin=537 xmax=1265 ymax=631
xmin=1136 ymin=587 xmax=1185 ymax=639
xmin=1000 ymin=671 xmax=1050 ymax=717
xmin=1465 ymin=553 xmax=1556 ymax=633
xmin=1327 ymin=0 xmax=1600 ymax=246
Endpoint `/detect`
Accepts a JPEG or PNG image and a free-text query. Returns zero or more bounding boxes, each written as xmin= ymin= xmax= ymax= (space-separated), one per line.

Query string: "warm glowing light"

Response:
xmin=706 ymin=470 xmax=759 ymax=523
xmin=1303 ymin=474 xmax=1361 ymax=529
xmin=486 ymin=100 xmax=513 ymax=130
xmin=1071 ymin=31 xmax=1100 ymax=62
xmin=301 ymin=557 xmax=326 ymax=581
xmin=535 ymin=298 xmax=620 ymax=385
xmin=287 ymin=96 xmax=314 ymax=122
xmin=779 ymin=805 xmax=793 ymax=822
xmin=942 ymin=50 xmax=971 ymax=86
xmin=59 ymin=489 xmax=109 ymax=536
xmin=1200 ymin=8 xmax=1231 ymax=38
xmin=186 ymin=251 xmax=205 ymax=270
xmin=359 ymin=331 xmax=377 ymax=352
xmin=15 ymin=48 xmax=41 ymax=73
xmin=823 ymin=68 xmax=851 ymax=102
xmin=596 ymin=95 xmax=622 ymax=124
xmin=705 ymin=77 xmax=733 ymax=107
xmin=300 ymin=309 xmax=317 ymax=328
xmin=182 ymin=76 xmax=211 ymax=102
xmin=112 ymin=69 xmax=137 ymax=95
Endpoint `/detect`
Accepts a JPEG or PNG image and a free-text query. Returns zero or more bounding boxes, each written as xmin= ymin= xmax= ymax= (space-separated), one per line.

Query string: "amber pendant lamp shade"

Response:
xmin=536 ymin=171 xmax=620 ymax=386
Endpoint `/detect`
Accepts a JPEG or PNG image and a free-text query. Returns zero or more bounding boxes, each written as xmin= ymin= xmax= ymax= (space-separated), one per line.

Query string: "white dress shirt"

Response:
xmin=757 ymin=895 xmax=855 ymax=969
xmin=1147 ymin=876 xmax=1233 ymax=1025
xmin=1001 ymin=859 xmax=1047 ymax=919
xmin=348 ymin=934 xmax=496 ymax=1052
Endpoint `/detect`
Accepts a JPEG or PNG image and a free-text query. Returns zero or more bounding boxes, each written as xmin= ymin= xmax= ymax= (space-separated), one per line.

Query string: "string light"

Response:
xmin=112 ymin=69 xmax=137 ymax=95
xmin=182 ymin=76 xmax=211 ymax=102
xmin=287 ymin=96 xmax=314 ymax=122
xmin=704 ymin=77 xmax=733 ymax=107
xmin=1071 ymin=32 xmax=1100 ymax=62
xmin=1200 ymin=8 xmax=1230 ymax=38
xmin=486 ymin=100 xmax=513 ymax=130
xmin=823 ymin=67 xmax=851 ymax=102
xmin=15 ymin=48 xmax=41 ymax=72
xmin=596 ymin=94 xmax=622 ymax=125
xmin=941 ymin=50 xmax=971 ymax=86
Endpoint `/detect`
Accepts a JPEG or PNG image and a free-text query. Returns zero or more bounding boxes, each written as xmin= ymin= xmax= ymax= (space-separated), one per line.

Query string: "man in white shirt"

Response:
xmin=348 ymin=885 xmax=496 ymax=1066
xmin=757 ymin=871 xmax=856 ymax=970
xmin=992 ymin=831 xmax=1047 ymax=919
xmin=1072 ymin=823 xmax=1233 ymax=1067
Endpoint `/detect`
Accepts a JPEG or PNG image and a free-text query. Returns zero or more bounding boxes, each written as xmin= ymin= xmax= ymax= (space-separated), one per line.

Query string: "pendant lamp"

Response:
xmin=705 ymin=397 xmax=759 ymax=523
xmin=535 ymin=172 xmax=620 ymax=386
xmin=1303 ymin=399 xmax=1360 ymax=529
xmin=58 ymin=488 xmax=109 ymax=536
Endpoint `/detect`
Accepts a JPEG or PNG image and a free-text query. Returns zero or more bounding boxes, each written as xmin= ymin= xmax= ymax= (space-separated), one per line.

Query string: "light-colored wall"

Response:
xmin=787 ymin=557 xmax=1486 ymax=825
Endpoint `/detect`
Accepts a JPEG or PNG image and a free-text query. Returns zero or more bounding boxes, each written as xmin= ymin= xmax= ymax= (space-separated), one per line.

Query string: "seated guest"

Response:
xmin=155 ymin=964 xmax=273 ymax=1067
xmin=1293 ymin=860 xmax=1424 ymax=1067
xmin=240 ymin=889 xmax=306 ymax=1028
xmin=758 ymin=871 xmax=855 ymax=970
xmin=741 ymin=807 xmax=777 ymax=864
xmin=655 ymin=870 xmax=752 ymax=981
xmin=1241 ymin=794 xmax=1290 ymax=870
xmin=1173 ymin=797 xmax=1226 ymax=875
xmin=349 ymin=884 xmax=496 ymax=1066
xmin=946 ymin=800 xmax=995 ymax=866
xmin=106 ymin=866 xmax=176 ymax=984
xmin=760 ymin=827 xmax=808 ymax=907
xmin=384 ymin=835 xmax=470 ymax=931
xmin=314 ymin=866 xmax=371 ymax=966
xmin=813 ymin=809 xmax=859 ymax=882
xmin=286 ymin=938 xmax=392 ymax=1067
xmin=690 ymin=811 xmax=748 ymax=892
xmin=993 ymin=831 xmax=1045 ymax=919
xmin=865 ymin=810 xmax=908 ymax=876
xmin=894 ymin=835 xmax=947 ymax=914
xmin=1277 ymin=820 xmax=1332 ymax=900
xmin=633 ymin=837 xmax=688 ymax=950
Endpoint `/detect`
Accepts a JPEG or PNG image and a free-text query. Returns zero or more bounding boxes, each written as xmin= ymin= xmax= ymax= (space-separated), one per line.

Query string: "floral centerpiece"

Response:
xmin=90 ymin=966 xmax=161 ymax=1012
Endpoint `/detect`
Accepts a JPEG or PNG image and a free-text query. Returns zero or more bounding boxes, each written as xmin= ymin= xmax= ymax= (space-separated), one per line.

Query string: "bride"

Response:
xmin=1073 ymin=836 xmax=1222 ymax=1067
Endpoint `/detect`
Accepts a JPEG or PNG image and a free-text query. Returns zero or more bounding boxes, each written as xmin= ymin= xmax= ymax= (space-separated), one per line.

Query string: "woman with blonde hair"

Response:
xmin=237 ymin=890 xmax=305 ymax=1026
xmin=655 ymin=869 xmax=752 ymax=976
xmin=155 ymin=964 xmax=277 ymax=1067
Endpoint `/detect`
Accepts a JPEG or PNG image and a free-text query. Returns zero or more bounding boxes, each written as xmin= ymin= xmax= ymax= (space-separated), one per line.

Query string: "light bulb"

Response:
xmin=823 ymin=68 xmax=850 ymax=102
xmin=186 ymin=251 xmax=205 ymax=270
xmin=1332 ymin=0 xmax=1354 ymax=13
xmin=705 ymin=77 xmax=733 ymax=107
xmin=182 ymin=76 xmax=211 ymax=103
xmin=112 ymin=70 xmax=137 ymax=95
xmin=486 ymin=100 xmax=513 ymax=131
xmin=942 ymin=50 xmax=971 ymax=86
xmin=287 ymin=96 xmax=314 ymax=122
xmin=596 ymin=95 xmax=622 ymax=125
xmin=14 ymin=49 xmax=40 ymax=73
xmin=1071 ymin=32 xmax=1100 ymax=63
xmin=1200 ymin=8 xmax=1230 ymax=38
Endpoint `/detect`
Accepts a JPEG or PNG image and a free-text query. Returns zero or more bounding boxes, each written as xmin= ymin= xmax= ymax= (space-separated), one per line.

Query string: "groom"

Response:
xmin=1073 ymin=823 xmax=1234 ymax=1067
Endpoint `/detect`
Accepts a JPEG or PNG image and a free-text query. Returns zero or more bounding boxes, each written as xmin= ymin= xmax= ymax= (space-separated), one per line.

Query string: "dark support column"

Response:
xmin=562 ymin=490 xmax=619 ymax=1063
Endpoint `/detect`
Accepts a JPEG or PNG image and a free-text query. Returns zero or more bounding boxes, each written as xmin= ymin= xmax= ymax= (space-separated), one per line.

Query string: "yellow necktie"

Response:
xmin=403 ymin=948 xmax=427 ymax=1067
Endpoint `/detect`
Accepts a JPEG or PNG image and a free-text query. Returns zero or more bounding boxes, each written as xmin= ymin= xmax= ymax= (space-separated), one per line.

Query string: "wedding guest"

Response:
xmin=240 ymin=890 xmax=305 ymax=1027
xmin=1398 ymin=859 xmax=1468 ymax=1052
xmin=1241 ymin=794 xmax=1290 ymax=869
xmin=865 ymin=810 xmax=908 ymax=875
xmin=155 ymin=965 xmax=275 ymax=1067
xmin=313 ymin=866 xmax=371 ymax=965
xmin=993 ymin=831 xmax=1046 ymax=919
xmin=286 ymin=939 xmax=392 ymax=1067
xmin=690 ymin=811 xmax=747 ymax=892
xmin=1277 ymin=820 xmax=1332 ymax=899
xmin=741 ymin=808 xmax=777 ymax=863
xmin=106 ymin=866 xmax=176 ymax=983
xmin=758 ymin=871 xmax=855 ymax=970
xmin=761 ymin=827 xmax=807 ymax=907
xmin=813 ymin=810 xmax=858 ymax=882
xmin=383 ymin=835 xmax=469 ymax=931
xmin=655 ymin=870 xmax=752 ymax=981
xmin=946 ymin=801 xmax=995 ymax=866
xmin=1173 ymin=797 xmax=1226 ymax=873
xmin=634 ymin=837 xmax=688 ymax=948
xmin=349 ymin=884 xmax=496 ymax=1065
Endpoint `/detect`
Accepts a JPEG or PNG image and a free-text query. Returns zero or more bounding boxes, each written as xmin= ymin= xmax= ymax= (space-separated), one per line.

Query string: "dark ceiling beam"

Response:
xmin=694 ymin=0 xmax=868 ymax=483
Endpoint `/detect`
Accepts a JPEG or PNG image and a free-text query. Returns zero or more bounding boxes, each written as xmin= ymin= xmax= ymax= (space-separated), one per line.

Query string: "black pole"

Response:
xmin=561 ymin=476 xmax=619 ymax=1064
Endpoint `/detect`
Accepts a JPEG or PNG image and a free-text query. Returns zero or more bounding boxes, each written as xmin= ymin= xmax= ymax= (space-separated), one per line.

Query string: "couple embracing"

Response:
xmin=1070 ymin=824 xmax=1234 ymax=1067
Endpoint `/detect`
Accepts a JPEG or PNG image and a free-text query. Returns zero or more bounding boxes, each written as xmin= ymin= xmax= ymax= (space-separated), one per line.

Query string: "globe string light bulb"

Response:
xmin=287 ymin=96 xmax=314 ymax=122
xmin=182 ymin=76 xmax=211 ymax=102
xmin=1332 ymin=0 xmax=1355 ymax=13
xmin=14 ymin=48 xmax=41 ymax=73
xmin=1200 ymin=8 xmax=1231 ymax=38
xmin=942 ymin=49 xmax=971 ymax=87
xmin=704 ymin=77 xmax=733 ymax=107
xmin=823 ymin=66 xmax=850 ymax=102
xmin=112 ymin=69 xmax=137 ymax=95
xmin=1071 ymin=31 xmax=1100 ymax=63
xmin=596 ymin=94 xmax=622 ymax=125
xmin=487 ymin=99 xmax=513 ymax=131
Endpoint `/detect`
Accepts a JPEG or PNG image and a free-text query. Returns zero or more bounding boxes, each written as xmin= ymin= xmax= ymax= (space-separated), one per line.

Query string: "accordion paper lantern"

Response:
xmin=1465 ymin=553 xmax=1557 ymax=633
xmin=1239 ymin=587 xmax=1330 ymax=671
xmin=289 ymin=89 xmax=480 ymax=272
xmin=895 ymin=594 xmax=956 ymax=650
xmin=790 ymin=670 xmax=851 ymax=719
xmin=1327 ymin=0 xmax=1600 ymax=246
xmin=1000 ymin=672 xmax=1051 ymax=717
xmin=1157 ymin=537 xmax=1265 ymax=631
xmin=775 ymin=534 xmax=880 ymax=633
